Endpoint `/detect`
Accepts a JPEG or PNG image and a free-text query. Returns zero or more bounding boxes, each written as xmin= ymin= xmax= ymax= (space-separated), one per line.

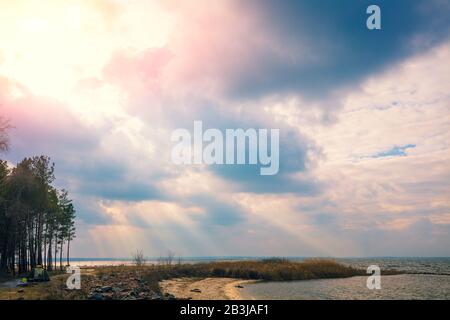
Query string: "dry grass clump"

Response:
xmin=0 ymin=273 xmax=89 ymax=300
xmin=156 ymin=259 xmax=365 ymax=281
xmin=89 ymin=259 xmax=365 ymax=293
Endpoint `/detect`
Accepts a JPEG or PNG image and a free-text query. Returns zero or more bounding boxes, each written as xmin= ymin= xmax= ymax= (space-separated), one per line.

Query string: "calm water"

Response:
xmin=240 ymin=274 xmax=450 ymax=300
xmin=240 ymin=257 xmax=450 ymax=300
xmin=336 ymin=257 xmax=450 ymax=275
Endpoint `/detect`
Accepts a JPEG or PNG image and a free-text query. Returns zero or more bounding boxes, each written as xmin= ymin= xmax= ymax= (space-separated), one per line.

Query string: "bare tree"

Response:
xmin=132 ymin=250 xmax=146 ymax=267
xmin=0 ymin=116 xmax=10 ymax=152
xmin=164 ymin=250 xmax=175 ymax=266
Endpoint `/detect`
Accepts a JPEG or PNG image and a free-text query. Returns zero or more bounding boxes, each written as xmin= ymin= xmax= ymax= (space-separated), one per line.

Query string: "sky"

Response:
xmin=0 ymin=0 xmax=449 ymax=257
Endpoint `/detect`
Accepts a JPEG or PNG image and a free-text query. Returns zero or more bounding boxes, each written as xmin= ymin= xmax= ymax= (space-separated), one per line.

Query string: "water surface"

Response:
xmin=240 ymin=274 xmax=450 ymax=300
xmin=239 ymin=257 xmax=450 ymax=300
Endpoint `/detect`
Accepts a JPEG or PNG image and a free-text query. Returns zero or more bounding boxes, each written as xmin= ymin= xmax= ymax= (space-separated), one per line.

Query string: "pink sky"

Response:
xmin=1 ymin=0 xmax=450 ymax=257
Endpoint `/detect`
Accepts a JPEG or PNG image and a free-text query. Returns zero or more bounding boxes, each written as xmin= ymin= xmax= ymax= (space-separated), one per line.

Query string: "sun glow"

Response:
xmin=0 ymin=0 xmax=174 ymax=118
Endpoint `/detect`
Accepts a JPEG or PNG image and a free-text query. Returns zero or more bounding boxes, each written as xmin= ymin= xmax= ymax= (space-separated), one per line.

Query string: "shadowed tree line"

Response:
xmin=0 ymin=117 xmax=76 ymax=275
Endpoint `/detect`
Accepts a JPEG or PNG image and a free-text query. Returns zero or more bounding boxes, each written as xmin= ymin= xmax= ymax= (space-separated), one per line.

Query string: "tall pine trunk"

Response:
xmin=43 ymin=233 xmax=47 ymax=269
xmin=37 ymin=212 xmax=43 ymax=265
xmin=54 ymin=236 xmax=57 ymax=271
xmin=59 ymin=238 xmax=63 ymax=270
xmin=66 ymin=237 xmax=70 ymax=266
xmin=47 ymin=236 xmax=53 ymax=271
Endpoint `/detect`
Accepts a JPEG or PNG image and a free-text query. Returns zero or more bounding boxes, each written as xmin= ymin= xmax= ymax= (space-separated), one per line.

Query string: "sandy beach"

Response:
xmin=160 ymin=277 xmax=257 ymax=300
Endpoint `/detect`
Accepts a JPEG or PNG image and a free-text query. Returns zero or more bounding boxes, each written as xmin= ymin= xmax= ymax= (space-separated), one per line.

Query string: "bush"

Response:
xmin=132 ymin=250 xmax=146 ymax=267
xmin=137 ymin=258 xmax=366 ymax=287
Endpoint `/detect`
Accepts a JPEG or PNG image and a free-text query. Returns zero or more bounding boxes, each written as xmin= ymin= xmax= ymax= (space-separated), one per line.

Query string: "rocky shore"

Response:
xmin=83 ymin=270 xmax=175 ymax=300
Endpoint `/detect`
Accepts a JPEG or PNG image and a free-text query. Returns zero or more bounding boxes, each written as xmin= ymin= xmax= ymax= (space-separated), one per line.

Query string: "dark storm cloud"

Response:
xmin=224 ymin=0 xmax=450 ymax=99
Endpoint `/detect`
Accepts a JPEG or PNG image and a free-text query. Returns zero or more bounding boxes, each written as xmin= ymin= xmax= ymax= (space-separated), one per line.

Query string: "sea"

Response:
xmin=239 ymin=257 xmax=450 ymax=300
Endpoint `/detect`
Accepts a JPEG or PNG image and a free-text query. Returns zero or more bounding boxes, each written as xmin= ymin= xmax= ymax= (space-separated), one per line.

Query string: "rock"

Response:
xmin=112 ymin=287 xmax=123 ymax=293
xmin=150 ymin=293 xmax=163 ymax=300
xmin=190 ymin=288 xmax=201 ymax=293
xmin=235 ymin=285 xmax=244 ymax=288
xmin=164 ymin=293 xmax=176 ymax=300
xmin=102 ymin=293 xmax=113 ymax=300
xmin=138 ymin=292 xmax=148 ymax=299
xmin=100 ymin=275 xmax=109 ymax=281
xmin=124 ymin=291 xmax=139 ymax=300
xmin=100 ymin=286 xmax=113 ymax=293
xmin=128 ymin=290 xmax=138 ymax=297
xmin=125 ymin=296 xmax=136 ymax=300
xmin=88 ymin=292 xmax=104 ymax=300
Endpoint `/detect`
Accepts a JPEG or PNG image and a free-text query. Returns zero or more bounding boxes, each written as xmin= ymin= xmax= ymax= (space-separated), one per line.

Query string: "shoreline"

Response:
xmin=0 ymin=259 xmax=396 ymax=300
xmin=160 ymin=277 xmax=258 ymax=300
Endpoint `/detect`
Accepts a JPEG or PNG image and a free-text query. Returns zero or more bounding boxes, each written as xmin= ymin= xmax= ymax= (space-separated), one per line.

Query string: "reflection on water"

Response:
xmin=240 ymin=274 xmax=450 ymax=300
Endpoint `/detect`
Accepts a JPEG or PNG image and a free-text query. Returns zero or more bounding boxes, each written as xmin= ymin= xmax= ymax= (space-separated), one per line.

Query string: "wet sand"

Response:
xmin=160 ymin=277 xmax=257 ymax=300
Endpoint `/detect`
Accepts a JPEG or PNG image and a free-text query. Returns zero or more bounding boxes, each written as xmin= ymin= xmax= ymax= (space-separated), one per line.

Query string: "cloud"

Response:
xmin=102 ymin=47 xmax=172 ymax=96
xmin=1 ymin=1 xmax=449 ymax=257
xmin=117 ymin=0 xmax=450 ymax=102
xmin=0 ymin=85 xmax=99 ymax=163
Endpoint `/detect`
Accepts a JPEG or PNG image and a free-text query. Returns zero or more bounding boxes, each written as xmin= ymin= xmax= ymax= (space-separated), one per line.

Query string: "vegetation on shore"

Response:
xmin=0 ymin=119 xmax=77 ymax=275
xmin=0 ymin=258 xmax=401 ymax=300
xmin=138 ymin=258 xmax=366 ymax=285
xmin=0 ymin=270 xmax=82 ymax=300
xmin=0 ymin=156 xmax=77 ymax=275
